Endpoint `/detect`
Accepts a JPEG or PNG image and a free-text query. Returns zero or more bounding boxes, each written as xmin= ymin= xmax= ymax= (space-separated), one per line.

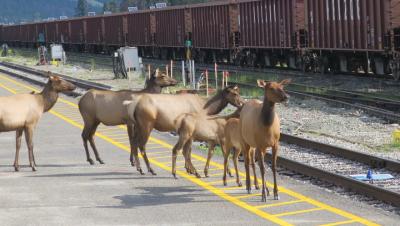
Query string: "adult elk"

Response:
xmin=126 ymin=85 xmax=243 ymax=175
xmin=78 ymin=70 xmax=177 ymax=165
xmin=240 ymin=79 xmax=290 ymax=202
xmin=0 ymin=73 xmax=76 ymax=171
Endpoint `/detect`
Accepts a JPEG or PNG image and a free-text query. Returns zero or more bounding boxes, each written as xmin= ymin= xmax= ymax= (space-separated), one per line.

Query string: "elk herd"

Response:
xmin=0 ymin=69 xmax=291 ymax=202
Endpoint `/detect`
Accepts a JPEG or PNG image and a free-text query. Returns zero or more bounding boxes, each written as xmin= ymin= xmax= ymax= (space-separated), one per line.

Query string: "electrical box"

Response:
xmin=120 ymin=47 xmax=140 ymax=71
xmin=50 ymin=44 xmax=65 ymax=62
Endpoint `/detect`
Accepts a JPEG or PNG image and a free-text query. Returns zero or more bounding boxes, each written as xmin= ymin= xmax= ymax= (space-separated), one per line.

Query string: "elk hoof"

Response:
xmin=31 ymin=167 xmax=37 ymax=172
xmin=138 ymin=168 xmax=145 ymax=175
xmin=237 ymin=181 xmax=242 ymax=187
xmin=261 ymin=195 xmax=267 ymax=202
xmin=130 ymin=162 xmax=135 ymax=167
xmin=228 ymin=170 xmax=233 ymax=178
xmin=204 ymin=170 xmax=209 ymax=178
xmin=149 ymin=169 xmax=157 ymax=176
xmin=195 ymin=173 xmax=201 ymax=178
xmin=14 ymin=166 xmax=19 ymax=172
xmin=266 ymin=189 xmax=270 ymax=197
xmin=247 ymin=187 xmax=252 ymax=194
xmin=223 ymin=181 xmax=227 ymax=186
xmin=173 ymin=173 xmax=178 ymax=179
xmin=98 ymin=159 xmax=105 ymax=164
xmin=255 ymin=184 xmax=260 ymax=190
xmin=88 ymin=159 xmax=95 ymax=165
xmin=274 ymin=194 xmax=280 ymax=200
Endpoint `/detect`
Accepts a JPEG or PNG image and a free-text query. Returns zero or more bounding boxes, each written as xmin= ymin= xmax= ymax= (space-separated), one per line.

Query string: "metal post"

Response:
xmin=148 ymin=64 xmax=151 ymax=79
xmin=166 ymin=65 xmax=169 ymax=77
xmin=182 ymin=60 xmax=186 ymax=86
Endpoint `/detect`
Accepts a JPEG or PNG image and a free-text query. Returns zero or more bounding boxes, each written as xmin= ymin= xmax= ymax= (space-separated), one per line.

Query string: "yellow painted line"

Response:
xmin=220 ymin=186 xmax=242 ymax=191
xmin=256 ymin=200 xmax=305 ymax=209
xmin=147 ymin=151 xmax=170 ymax=156
xmin=272 ymin=208 xmax=324 ymax=217
xmin=235 ymin=193 xmax=261 ymax=199
xmin=205 ymin=167 xmax=224 ymax=172
xmin=159 ymin=160 xmax=186 ymax=165
xmin=0 ymin=74 xmax=380 ymax=226
xmin=208 ymin=178 xmax=238 ymax=185
xmin=319 ymin=220 xmax=357 ymax=226
xmin=207 ymin=172 xmax=224 ymax=177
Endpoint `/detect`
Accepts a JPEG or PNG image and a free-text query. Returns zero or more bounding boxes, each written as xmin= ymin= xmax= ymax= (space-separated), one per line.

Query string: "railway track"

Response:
xmin=0 ymin=61 xmax=400 ymax=208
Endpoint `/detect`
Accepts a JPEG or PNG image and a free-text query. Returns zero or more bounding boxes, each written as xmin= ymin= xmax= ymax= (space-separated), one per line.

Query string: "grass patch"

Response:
xmin=198 ymin=143 xmax=224 ymax=156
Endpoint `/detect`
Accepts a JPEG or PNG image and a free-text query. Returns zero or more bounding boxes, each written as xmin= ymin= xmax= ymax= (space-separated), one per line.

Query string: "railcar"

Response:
xmin=1 ymin=0 xmax=400 ymax=79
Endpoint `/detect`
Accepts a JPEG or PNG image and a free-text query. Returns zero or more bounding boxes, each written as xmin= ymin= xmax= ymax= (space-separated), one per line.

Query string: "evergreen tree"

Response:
xmin=75 ymin=0 xmax=88 ymax=17
xmin=104 ymin=0 xmax=119 ymax=13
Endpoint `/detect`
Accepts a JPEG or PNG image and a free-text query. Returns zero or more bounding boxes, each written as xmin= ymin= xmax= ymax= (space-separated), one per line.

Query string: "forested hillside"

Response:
xmin=0 ymin=0 xmax=209 ymax=24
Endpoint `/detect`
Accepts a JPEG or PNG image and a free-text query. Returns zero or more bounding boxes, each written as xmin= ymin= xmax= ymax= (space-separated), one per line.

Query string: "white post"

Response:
xmin=188 ymin=60 xmax=192 ymax=86
xmin=226 ymin=71 xmax=229 ymax=87
xmin=222 ymin=71 xmax=225 ymax=89
xmin=182 ymin=60 xmax=186 ymax=86
xmin=148 ymin=64 xmax=151 ymax=79
xmin=170 ymin=60 xmax=173 ymax=78
xmin=192 ymin=60 xmax=196 ymax=89
xmin=206 ymin=70 xmax=209 ymax=97
xmin=166 ymin=65 xmax=169 ymax=77
xmin=214 ymin=63 xmax=218 ymax=90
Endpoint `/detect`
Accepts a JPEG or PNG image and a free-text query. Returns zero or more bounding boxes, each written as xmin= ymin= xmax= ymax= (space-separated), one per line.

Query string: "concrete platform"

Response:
xmin=0 ymin=73 xmax=399 ymax=226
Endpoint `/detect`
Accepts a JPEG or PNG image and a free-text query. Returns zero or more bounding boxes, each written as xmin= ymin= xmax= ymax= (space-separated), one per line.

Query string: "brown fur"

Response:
xmin=78 ymin=70 xmax=177 ymax=165
xmin=127 ymin=85 xmax=243 ymax=175
xmin=223 ymin=118 xmax=259 ymax=189
xmin=172 ymin=106 xmax=243 ymax=179
xmin=0 ymin=72 xmax=76 ymax=171
xmin=240 ymin=79 xmax=290 ymax=202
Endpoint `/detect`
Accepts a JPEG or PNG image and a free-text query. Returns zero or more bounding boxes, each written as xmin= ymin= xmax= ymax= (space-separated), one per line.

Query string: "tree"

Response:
xmin=104 ymin=0 xmax=119 ymax=13
xmin=75 ymin=0 xmax=88 ymax=17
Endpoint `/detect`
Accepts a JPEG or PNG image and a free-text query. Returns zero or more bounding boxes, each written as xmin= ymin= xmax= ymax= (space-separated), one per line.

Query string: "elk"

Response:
xmin=223 ymin=118 xmax=259 ymax=189
xmin=240 ymin=79 xmax=291 ymax=202
xmin=78 ymin=69 xmax=177 ymax=165
xmin=172 ymin=107 xmax=243 ymax=179
xmin=126 ymin=85 xmax=243 ymax=175
xmin=0 ymin=73 xmax=76 ymax=171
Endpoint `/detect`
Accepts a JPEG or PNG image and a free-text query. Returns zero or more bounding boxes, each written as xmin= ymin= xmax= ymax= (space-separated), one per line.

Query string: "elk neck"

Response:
xmin=39 ymin=83 xmax=59 ymax=112
xmin=203 ymin=91 xmax=229 ymax=115
xmin=261 ymin=96 xmax=275 ymax=126
xmin=142 ymin=79 xmax=162 ymax=93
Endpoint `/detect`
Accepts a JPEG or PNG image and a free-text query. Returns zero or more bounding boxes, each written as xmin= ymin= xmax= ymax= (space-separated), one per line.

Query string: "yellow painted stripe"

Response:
xmin=256 ymin=200 xmax=305 ymax=209
xmin=0 ymin=73 xmax=380 ymax=226
xmin=319 ymin=220 xmax=357 ymax=226
xmin=235 ymin=193 xmax=261 ymax=199
xmin=272 ymin=208 xmax=323 ymax=217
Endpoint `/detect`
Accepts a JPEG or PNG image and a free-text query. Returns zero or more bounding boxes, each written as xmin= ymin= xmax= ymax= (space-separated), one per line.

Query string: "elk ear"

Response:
xmin=257 ymin=80 xmax=267 ymax=88
xmin=280 ymin=79 xmax=292 ymax=86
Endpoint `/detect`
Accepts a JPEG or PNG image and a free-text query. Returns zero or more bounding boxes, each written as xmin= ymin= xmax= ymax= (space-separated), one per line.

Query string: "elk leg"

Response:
xmin=172 ymin=133 xmax=188 ymax=179
xmin=184 ymin=139 xmax=200 ymax=178
xmin=204 ymin=142 xmax=215 ymax=177
xmin=88 ymin=122 xmax=104 ymax=164
xmin=257 ymin=149 xmax=268 ymax=202
xmin=251 ymin=148 xmax=259 ymax=190
xmin=137 ymin=124 xmax=156 ymax=175
xmin=244 ymin=146 xmax=251 ymax=194
xmin=127 ymin=124 xmax=135 ymax=166
xmin=232 ymin=147 xmax=242 ymax=187
xmin=223 ymin=143 xmax=232 ymax=186
xmin=24 ymin=126 xmax=36 ymax=172
xmin=272 ymin=144 xmax=280 ymax=200
xmin=81 ymin=123 xmax=95 ymax=165
xmin=14 ymin=129 xmax=23 ymax=171
xmin=132 ymin=131 xmax=144 ymax=175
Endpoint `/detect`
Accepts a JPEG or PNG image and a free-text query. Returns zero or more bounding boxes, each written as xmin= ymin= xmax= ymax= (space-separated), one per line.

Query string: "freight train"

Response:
xmin=1 ymin=0 xmax=400 ymax=80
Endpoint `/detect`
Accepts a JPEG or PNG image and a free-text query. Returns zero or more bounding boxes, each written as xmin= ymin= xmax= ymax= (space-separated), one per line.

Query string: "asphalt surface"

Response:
xmin=0 ymin=73 xmax=399 ymax=226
